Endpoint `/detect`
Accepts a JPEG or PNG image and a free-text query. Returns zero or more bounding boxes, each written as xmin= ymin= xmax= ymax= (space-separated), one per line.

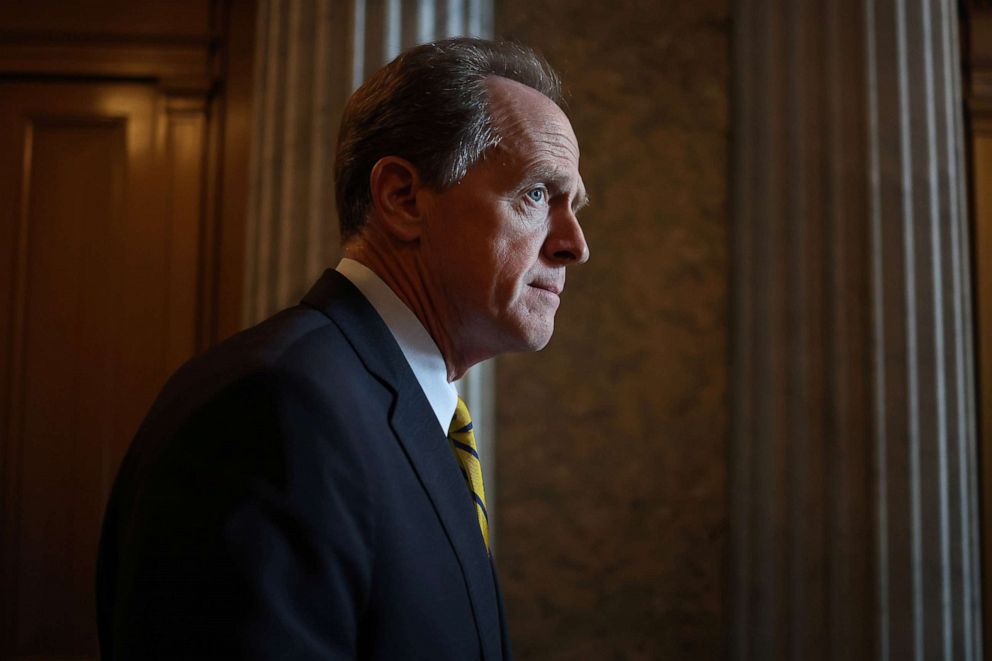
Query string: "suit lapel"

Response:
xmin=302 ymin=270 xmax=503 ymax=661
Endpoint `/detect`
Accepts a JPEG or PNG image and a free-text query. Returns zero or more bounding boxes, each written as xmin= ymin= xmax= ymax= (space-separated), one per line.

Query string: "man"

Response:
xmin=96 ymin=37 xmax=588 ymax=660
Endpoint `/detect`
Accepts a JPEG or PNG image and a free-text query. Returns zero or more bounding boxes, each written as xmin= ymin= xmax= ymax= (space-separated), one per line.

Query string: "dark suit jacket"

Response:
xmin=96 ymin=269 xmax=510 ymax=660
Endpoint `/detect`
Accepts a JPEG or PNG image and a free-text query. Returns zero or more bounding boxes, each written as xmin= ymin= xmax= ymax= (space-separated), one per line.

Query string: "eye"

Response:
xmin=525 ymin=187 xmax=547 ymax=204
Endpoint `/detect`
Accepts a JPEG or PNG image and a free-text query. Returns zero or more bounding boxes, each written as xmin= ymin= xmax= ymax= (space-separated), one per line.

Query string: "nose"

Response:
xmin=544 ymin=207 xmax=590 ymax=265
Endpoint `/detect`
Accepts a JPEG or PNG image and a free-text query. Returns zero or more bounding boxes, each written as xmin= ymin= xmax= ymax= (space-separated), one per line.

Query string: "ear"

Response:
xmin=368 ymin=156 xmax=425 ymax=242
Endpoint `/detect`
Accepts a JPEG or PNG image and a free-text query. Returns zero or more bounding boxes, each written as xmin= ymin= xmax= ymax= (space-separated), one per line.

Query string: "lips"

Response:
xmin=529 ymin=281 xmax=563 ymax=295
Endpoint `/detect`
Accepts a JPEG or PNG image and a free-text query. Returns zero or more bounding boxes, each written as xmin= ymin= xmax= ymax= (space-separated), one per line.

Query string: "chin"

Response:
xmin=488 ymin=313 xmax=556 ymax=354
xmin=515 ymin=323 xmax=555 ymax=353
xmin=531 ymin=336 xmax=553 ymax=352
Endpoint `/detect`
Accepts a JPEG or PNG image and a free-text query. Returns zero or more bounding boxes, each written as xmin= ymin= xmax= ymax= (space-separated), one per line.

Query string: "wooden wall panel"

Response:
xmin=13 ymin=119 xmax=127 ymax=655
xmin=0 ymin=3 xmax=253 ymax=658
xmin=0 ymin=75 xmax=219 ymax=659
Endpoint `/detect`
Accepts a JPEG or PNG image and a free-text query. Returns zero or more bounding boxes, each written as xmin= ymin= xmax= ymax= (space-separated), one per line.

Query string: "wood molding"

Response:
xmin=971 ymin=11 xmax=992 ymax=110
xmin=969 ymin=9 xmax=992 ymax=65
xmin=0 ymin=34 xmax=215 ymax=82
xmin=163 ymin=108 xmax=206 ymax=372
xmin=211 ymin=0 xmax=255 ymax=342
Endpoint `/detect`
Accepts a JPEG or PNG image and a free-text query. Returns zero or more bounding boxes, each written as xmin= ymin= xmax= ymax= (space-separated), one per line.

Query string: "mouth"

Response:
xmin=529 ymin=282 xmax=563 ymax=296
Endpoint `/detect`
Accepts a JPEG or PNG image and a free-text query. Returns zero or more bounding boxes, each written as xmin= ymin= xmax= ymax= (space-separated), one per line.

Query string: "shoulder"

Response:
xmin=148 ymin=303 xmax=386 ymax=427
xmin=111 ymin=325 xmax=389 ymax=551
xmin=116 ymin=300 xmax=400 ymax=496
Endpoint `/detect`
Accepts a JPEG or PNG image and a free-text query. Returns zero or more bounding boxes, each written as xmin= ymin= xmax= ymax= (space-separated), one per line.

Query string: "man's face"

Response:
xmin=419 ymin=76 xmax=589 ymax=365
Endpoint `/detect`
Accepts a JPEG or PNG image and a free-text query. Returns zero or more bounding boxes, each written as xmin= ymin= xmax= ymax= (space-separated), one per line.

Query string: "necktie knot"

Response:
xmin=448 ymin=397 xmax=490 ymax=552
xmin=449 ymin=397 xmax=474 ymax=436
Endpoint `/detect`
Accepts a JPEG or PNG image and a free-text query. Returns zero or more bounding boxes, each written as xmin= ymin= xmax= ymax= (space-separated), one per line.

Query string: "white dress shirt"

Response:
xmin=335 ymin=258 xmax=458 ymax=433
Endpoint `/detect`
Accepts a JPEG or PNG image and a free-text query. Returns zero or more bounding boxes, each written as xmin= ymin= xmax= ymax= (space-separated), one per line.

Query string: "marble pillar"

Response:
xmin=731 ymin=0 xmax=981 ymax=659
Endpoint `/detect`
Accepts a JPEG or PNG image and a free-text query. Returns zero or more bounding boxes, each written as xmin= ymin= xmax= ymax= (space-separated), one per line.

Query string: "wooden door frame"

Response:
xmin=964 ymin=1 xmax=992 ymax=656
xmin=208 ymin=0 xmax=256 ymax=344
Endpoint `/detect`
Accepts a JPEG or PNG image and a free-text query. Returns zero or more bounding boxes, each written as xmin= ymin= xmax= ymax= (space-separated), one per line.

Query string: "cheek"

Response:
xmin=490 ymin=240 xmax=539 ymax=301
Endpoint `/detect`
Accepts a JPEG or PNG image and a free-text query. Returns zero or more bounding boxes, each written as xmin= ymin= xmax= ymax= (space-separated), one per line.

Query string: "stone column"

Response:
xmin=731 ymin=0 xmax=982 ymax=659
xmin=241 ymin=0 xmax=499 ymax=523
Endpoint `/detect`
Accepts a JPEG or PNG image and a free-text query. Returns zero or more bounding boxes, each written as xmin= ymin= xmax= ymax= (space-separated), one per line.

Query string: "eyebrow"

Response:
xmin=572 ymin=190 xmax=590 ymax=213
xmin=524 ymin=163 xmax=589 ymax=212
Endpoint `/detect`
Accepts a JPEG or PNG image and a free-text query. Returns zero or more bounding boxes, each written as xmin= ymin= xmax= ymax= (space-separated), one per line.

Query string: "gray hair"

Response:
xmin=334 ymin=37 xmax=563 ymax=240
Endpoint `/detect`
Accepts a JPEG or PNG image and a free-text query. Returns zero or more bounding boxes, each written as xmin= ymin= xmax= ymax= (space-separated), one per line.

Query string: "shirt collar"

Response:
xmin=335 ymin=258 xmax=457 ymax=433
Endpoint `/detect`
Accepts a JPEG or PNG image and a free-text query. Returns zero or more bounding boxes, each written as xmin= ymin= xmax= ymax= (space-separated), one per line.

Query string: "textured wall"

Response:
xmin=493 ymin=1 xmax=730 ymax=658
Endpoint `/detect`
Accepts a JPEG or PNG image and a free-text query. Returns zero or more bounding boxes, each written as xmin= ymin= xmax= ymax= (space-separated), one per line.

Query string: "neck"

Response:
xmin=343 ymin=229 xmax=475 ymax=381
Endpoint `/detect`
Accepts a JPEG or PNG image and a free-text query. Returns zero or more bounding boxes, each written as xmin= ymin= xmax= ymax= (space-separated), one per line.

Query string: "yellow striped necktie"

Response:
xmin=448 ymin=397 xmax=490 ymax=552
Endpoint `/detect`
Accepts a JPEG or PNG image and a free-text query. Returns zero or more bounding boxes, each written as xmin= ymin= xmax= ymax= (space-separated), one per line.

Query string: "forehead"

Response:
xmin=483 ymin=76 xmax=581 ymax=174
